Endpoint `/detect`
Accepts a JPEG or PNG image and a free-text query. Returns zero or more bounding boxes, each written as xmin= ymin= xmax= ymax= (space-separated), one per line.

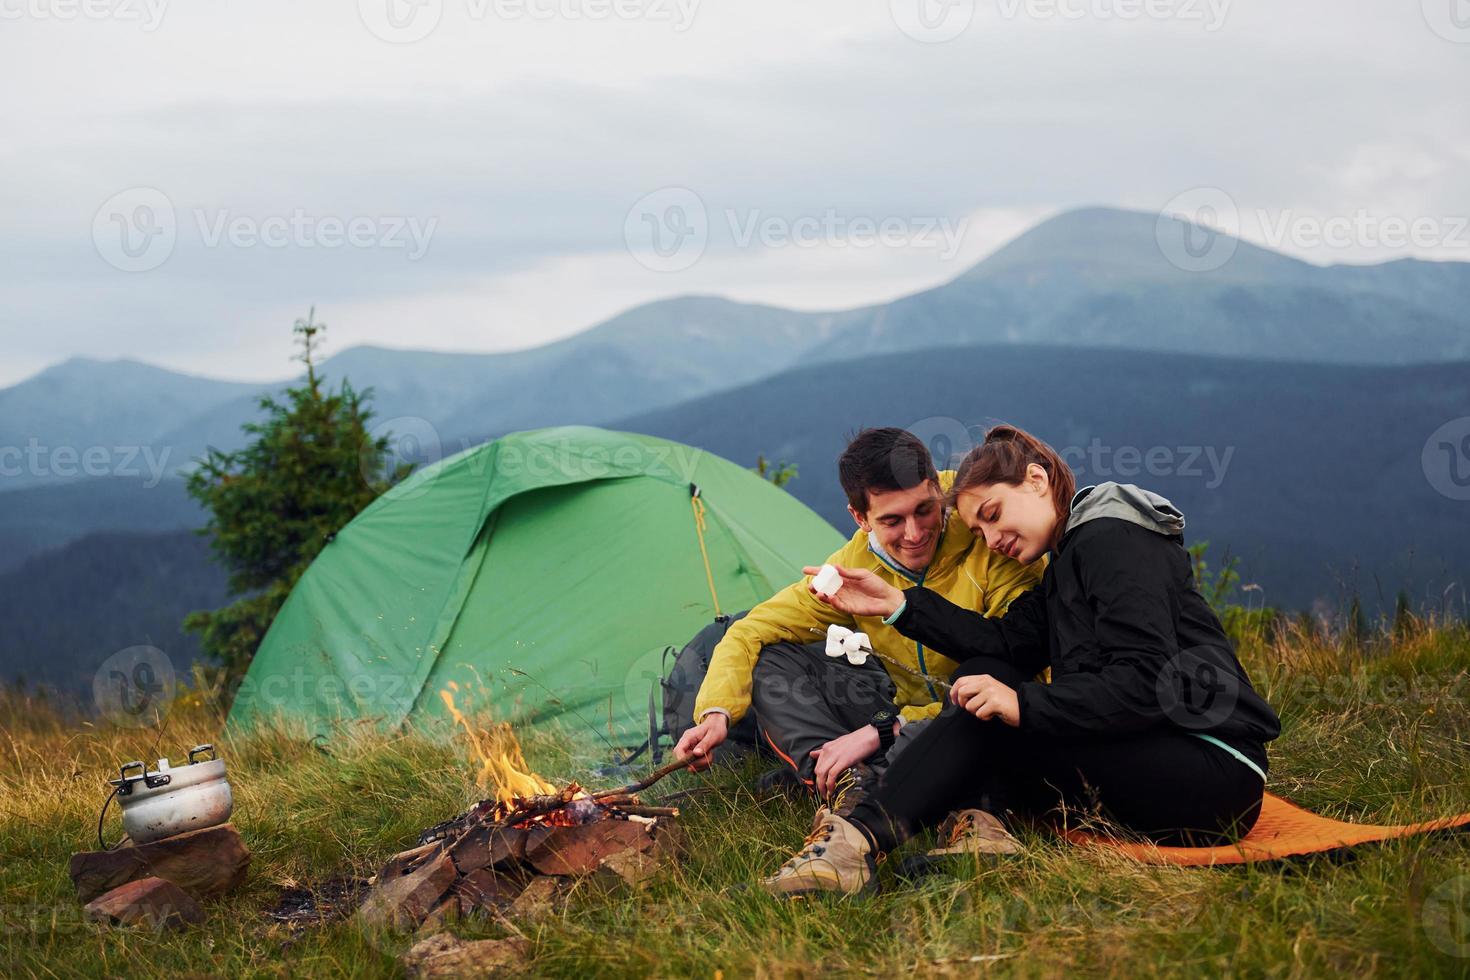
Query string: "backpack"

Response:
xmin=633 ymin=611 xmax=769 ymax=765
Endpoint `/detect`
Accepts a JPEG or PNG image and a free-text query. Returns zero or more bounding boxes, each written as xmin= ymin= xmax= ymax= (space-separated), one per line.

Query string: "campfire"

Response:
xmin=356 ymin=687 xmax=684 ymax=932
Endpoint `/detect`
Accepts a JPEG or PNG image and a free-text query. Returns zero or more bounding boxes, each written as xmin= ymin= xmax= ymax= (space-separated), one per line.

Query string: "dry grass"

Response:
xmin=3 ymin=622 xmax=1470 ymax=978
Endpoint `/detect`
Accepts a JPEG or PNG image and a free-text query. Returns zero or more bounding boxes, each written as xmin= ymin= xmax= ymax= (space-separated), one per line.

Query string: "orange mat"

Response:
xmin=1064 ymin=792 xmax=1470 ymax=866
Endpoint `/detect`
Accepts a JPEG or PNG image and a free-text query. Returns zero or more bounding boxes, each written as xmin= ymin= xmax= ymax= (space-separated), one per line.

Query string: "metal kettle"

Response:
xmin=107 ymin=744 xmax=234 ymax=845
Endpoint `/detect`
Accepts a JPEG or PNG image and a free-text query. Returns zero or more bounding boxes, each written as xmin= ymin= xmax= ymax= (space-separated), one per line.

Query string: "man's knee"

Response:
xmin=753 ymin=641 xmax=822 ymax=710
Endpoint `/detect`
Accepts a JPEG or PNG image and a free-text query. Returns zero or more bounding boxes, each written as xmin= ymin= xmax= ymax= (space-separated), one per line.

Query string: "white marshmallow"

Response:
xmin=811 ymin=564 xmax=842 ymax=595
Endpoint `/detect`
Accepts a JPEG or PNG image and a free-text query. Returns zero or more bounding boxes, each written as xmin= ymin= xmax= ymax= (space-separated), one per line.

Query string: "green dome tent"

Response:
xmin=224 ymin=425 xmax=843 ymax=742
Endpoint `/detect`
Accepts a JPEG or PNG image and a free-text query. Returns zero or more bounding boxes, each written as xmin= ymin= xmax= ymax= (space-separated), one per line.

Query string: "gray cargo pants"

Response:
xmin=751 ymin=640 xmax=930 ymax=788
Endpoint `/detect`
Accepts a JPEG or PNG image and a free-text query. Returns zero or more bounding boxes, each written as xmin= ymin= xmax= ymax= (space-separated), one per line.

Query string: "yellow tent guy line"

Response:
xmin=690 ymin=488 xmax=723 ymax=618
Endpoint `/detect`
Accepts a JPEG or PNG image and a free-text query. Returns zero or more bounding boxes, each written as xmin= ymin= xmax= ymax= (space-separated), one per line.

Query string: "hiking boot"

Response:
xmin=927 ymin=809 xmax=1024 ymax=858
xmin=754 ymin=766 xmax=807 ymax=799
xmin=827 ymin=763 xmax=874 ymax=818
xmin=760 ymin=807 xmax=877 ymax=898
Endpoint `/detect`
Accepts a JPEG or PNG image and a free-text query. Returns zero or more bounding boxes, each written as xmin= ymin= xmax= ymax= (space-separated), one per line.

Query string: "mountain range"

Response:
xmin=3 ymin=206 xmax=1467 ymax=690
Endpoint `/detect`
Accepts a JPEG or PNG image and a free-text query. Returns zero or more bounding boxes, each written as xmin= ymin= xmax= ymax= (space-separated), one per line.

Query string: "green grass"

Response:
xmin=5 ymin=622 xmax=1470 ymax=978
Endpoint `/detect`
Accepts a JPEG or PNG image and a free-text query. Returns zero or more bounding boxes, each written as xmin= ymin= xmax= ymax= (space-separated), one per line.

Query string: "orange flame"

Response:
xmin=440 ymin=686 xmax=557 ymax=804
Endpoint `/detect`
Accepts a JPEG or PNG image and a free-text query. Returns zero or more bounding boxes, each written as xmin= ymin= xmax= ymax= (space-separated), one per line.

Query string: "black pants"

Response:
xmin=848 ymin=656 xmax=1265 ymax=852
xmin=752 ymin=641 xmax=915 ymax=785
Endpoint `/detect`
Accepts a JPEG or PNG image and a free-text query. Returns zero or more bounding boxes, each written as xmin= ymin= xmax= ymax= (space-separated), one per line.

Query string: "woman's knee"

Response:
xmin=950 ymin=656 xmax=1027 ymax=688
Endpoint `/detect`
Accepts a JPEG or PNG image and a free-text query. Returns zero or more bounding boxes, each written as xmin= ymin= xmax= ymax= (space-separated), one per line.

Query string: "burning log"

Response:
xmin=355 ymin=689 xmax=689 ymax=932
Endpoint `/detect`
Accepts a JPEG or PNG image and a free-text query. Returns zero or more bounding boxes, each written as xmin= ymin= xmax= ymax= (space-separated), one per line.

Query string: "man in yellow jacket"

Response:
xmin=674 ymin=427 xmax=1043 ymax=800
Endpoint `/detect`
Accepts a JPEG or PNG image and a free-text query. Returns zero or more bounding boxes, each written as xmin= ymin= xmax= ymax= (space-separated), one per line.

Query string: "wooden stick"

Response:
xmin=590 ymin=755 xmax=695 ymax=801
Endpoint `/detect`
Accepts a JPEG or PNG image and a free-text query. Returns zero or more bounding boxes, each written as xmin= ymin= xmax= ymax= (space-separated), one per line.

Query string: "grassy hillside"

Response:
xmin=0 ymin=529 xmax=227 ymax=693
xmin=4 ymin=621 xmax=1469 ymax=977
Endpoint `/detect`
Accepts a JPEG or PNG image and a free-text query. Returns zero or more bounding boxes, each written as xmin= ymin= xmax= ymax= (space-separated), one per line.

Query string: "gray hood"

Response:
xmin=1064 ymin=482 xmax=1186 ymax=538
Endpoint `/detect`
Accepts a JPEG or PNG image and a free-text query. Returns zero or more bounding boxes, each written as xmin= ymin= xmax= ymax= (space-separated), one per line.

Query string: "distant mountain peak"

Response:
xmin=961 ymin=204 xmax=1307 ymax=284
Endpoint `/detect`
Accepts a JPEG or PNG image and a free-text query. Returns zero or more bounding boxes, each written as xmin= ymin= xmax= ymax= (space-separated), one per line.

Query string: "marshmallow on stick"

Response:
xmin=810 ymin=563 xmax=843 ymax=596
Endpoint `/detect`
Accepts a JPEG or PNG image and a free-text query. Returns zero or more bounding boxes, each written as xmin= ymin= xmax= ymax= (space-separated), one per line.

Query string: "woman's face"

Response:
xmin=954 ymin=464 xmax=1059 ymax=565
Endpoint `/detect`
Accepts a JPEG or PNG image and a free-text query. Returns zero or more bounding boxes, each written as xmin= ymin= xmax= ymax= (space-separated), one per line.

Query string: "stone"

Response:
xmin=69 ymin=823 xmax=250 ymax=903
xmin=415 ymin=895 xmax=461 ymax=936
xmin=401 ymin=933 xmax=530 ymax=979
xmin=523 ymin=818 xmax=653 ymax=876
xmin=376 ymin=842 xmax=439 ymax=883
xmin=83 ymin=876 xmax=204 ymax=931
xmin=506 ymin=876 xmax=563 ymax=921
xmin=357 ymin=850 xmax=457 ymax=931
xmin=449 ymin=825 xmax=527 ymax=875
xmin=453 ymin=867 xmax=529 ymax=915
xmin=598 ymin=847 xmax=663 ymax=886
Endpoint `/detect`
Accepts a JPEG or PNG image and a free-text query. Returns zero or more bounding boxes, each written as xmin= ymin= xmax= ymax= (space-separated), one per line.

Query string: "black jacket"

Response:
xmin=894 ymin=514 xmax=1281 ymax=773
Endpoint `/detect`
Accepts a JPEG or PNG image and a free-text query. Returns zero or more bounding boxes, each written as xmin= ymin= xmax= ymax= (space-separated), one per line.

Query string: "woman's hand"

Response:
xmin=949 ymin=674 xmax=1020 ymax=727
xmin=802 ymin=565 xmax=905 ymax=619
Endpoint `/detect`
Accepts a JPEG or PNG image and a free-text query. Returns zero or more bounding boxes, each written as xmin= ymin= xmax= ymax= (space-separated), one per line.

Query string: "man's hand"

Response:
xmin=674 ymin=712 xmax=728 ymax=771
xmin=802 ymin=564 xmax=905 ymax=619
xmin=949 ymin=674 xmax=1020 ymax=727
xmin=808 ymin=722 xmax=893 ymax=797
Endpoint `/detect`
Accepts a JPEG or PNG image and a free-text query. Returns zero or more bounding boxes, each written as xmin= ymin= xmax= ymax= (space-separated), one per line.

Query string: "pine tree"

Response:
xmin=184 ymin=309 xmax=409 ymax=681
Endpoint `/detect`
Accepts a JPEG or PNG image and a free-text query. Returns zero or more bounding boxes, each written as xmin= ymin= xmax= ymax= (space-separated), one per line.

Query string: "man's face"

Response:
xmin=849 ymin=480 xmax=945 ymax=572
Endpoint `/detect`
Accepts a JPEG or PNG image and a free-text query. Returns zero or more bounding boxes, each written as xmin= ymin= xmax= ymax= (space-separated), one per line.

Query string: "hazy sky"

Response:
xmin=1 ymin=0 xmax=1466 ymax=387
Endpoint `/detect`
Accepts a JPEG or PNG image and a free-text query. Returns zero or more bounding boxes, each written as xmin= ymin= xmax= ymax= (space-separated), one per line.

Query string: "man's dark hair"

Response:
xmin=838 ymin=427 xmax=938 ymax=515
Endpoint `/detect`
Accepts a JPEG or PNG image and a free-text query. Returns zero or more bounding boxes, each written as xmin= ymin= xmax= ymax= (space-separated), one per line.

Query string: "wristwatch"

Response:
xmin=869 ymin=707 xmax=898 ymax=757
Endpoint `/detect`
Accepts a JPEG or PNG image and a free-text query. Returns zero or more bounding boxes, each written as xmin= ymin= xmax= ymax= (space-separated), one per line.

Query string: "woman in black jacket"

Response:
xmin=761 ymin=424 xmax=1281 ymax=898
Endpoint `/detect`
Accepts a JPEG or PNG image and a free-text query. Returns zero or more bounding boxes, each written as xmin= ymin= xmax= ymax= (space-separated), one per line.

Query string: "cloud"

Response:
xmin=0 ymin=0 xmax=1466 ymax=387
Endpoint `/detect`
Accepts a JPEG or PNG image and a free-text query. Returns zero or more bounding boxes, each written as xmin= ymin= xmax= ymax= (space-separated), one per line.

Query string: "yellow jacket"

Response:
xmin=693 ymin=473 xmax=1045 ymax=725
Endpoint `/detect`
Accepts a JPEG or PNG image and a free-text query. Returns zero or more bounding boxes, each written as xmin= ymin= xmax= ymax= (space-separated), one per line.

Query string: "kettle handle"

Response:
xmin=188 ymin=744 xmax=216 ymax=765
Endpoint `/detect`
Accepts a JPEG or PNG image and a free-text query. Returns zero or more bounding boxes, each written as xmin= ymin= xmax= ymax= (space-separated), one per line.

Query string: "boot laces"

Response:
xmin=781 ymin=820 xmax=835 ymax=869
